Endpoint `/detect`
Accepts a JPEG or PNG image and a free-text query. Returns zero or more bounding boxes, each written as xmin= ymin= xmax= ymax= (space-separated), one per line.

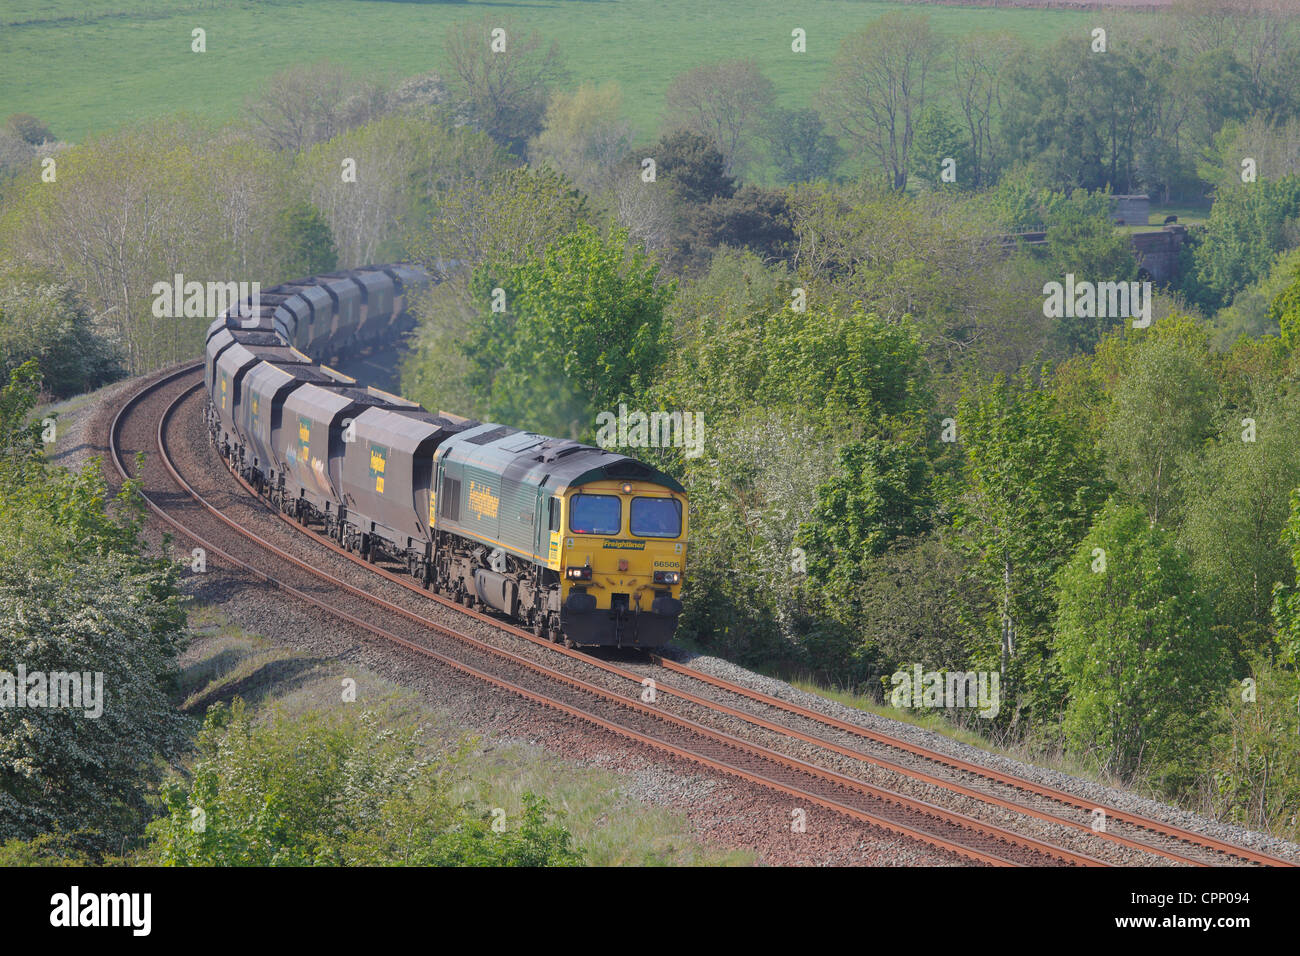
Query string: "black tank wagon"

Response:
xmin=239 ymin=362 xmax=340 ymax=485
xmin=277 ymin=279 xmax=335 ymax=358
xmin=279 ymin=380 xmax=409 ymax=517
xmin=338 ymin=406 xmax=475 ymax=570
xmin=350 ymin=269 xmax=396 ymax=346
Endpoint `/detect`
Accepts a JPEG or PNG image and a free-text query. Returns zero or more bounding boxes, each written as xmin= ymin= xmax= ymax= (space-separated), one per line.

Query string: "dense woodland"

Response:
xmin=3 ymin=2 xmax=1300 ymax=859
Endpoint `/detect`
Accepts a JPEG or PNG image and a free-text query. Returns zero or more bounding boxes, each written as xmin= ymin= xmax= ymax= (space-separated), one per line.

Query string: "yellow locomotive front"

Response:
xmin=553 ymin=478 xmax=687 ymax=648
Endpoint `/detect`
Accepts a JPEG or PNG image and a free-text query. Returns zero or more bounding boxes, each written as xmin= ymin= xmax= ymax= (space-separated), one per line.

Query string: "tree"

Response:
xmin=648 ymin=248 xmax=793 ymax=420
xmin=1180 ymin=395 xmax=1300 ymax=654
xmin=1100 ymin=332 xmax=1218 ymax=525
xmin=1181 ymin=48 xmax=1252 ymax=150
xmin=0 ymin=833 xmax=92 ymax=866
xmin=820 ymin=12 xmax=943 ymax=189
xmin=401 ymin=165 xmax=589 ymax=418
xmin=664 ymin=59 xmax=775 ymax=177
xmin=764 ymin=107 xmax=842 ymax=184
xmin=1268 ymin=253 xmax=1300 ymax=348
xmin=5 ymin=114 xmax=52 ymax=146
xmin=797 ymin=437 xmax=930 ymax=589
xmin=1206 ymin=655 xmax=1300 ymax=838
xmin=1202 ymin=115 xmax=1300 ymax=192
xmin=389 ymin=71 xmax=451 ymax=112
xmin=297 ymin=114 xmax=503 ymax=268
xmin=1044 ymin=190 xmax=1139 ymax=281
xmin=1129 ymin=40 xmax=1206 ymax=202
xmin=463 ymin=224 xmax=672 ymax=437
xmin=908 ymin=105 xmax=969 ymax=191
xmin=406 ymin=165 xmax=588 ymax=286
xmin=0 ymin=120 xmax=333 ymax=373
xmin=298 ymin=118 xmax=418 ymax=268
xmin=1042 ymin=192 xmax=1141 ymax=355
xmin=1190 ymin=174 xmax=1300 ymax=312
xmin=953 ymin=372 xmax=1111 ymax=718
xmin=684 ymin=185 xmax=794 ymax=269
xmin=1204 ymin=246 xmax=1300 ymax=345
xmin=650 ymin=407 xmax=839 ymax=673
xmin=1001 ymin=38 xmax=1150 ymax=193
xmin=653 ymin=129 xmax=736 ymax=206
xmin=245 ymin=61 xmax=387 ymax=153
xmin=1269 ymin=488 xmax=1300 ymax=667
xmin=1054 ymin=500 xmax=1226 ymax=787
xmin=984 ymin=163 xmax=1053 ymax=232
xmin=612 ymin=173 xmax=676 ymax=254
xmin=1052 ymin=309 xmax=1214 ymax=444
xmin=852 ymin=534 xmax=984 ymax=675
xmin=785 ymin=181 xmax=1040 ymax=376
xmin=949 ymin=32 xmax=1020 ymax=189
xmin=1172 ymin=0 xmax=1299 ymax=122
xmin=645 ymin=256 xmax=934 ymax=680
xmin=0 ymin=365 xmax=190 ymax=852
xmin=273 ymin=200 xmax=338 ymax=278
xmin=755 ymin=303 xmax=928 ymax=433
xmin=636 ymin=130 xmax=741 ymax=273
xmin=529 ymin=83 xmax=633 ymax=193
xmin=443 ymin=17 xmax=568 ymax=156
xmin=0 ymin=268 xmax=120 ymax=398
xmin=0 ymin=127 xmax=35 ymax=180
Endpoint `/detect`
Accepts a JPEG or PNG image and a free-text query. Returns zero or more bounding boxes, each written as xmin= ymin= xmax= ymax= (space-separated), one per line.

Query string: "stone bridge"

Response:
xmin=1000 ymin=224 xmax=1188 ymax=284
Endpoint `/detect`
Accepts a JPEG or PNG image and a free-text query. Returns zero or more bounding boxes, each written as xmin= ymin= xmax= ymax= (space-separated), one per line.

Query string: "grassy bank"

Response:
xmin=178 ymin=603 xmax=749 ymax=866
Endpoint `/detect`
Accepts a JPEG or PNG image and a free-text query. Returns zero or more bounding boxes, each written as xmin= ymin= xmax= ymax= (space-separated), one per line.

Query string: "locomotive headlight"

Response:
xmin=566 ymin=566 xmax=592 ymax=581
xmin=621 ymin=482 xmax=633 ymax=494
xmin=653 ymin=571 xmax=680 ymax=585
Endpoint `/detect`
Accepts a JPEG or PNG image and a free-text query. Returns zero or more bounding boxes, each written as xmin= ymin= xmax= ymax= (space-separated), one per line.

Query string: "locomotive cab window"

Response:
xmin=548 ymin=497 xmax=561 ymax=532
xmin=569 ymin=494 xmax=621 ymax=535
xmin=630 ymin=497 xmax=682 ymax=538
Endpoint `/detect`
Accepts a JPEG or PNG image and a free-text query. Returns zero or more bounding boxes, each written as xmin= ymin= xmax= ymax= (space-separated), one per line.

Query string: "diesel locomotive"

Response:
xmin=203 ymin=264 xmax=687 ymax=648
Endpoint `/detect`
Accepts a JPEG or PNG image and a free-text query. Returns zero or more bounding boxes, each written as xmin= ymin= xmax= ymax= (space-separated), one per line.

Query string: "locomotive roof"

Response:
xmin=441 ymin=422 xmax=685 ymax=494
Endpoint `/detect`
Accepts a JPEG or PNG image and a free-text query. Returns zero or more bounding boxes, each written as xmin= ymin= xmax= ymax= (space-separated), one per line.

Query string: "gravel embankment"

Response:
xmin=678 ymin=655 xmax=1300 ymax=864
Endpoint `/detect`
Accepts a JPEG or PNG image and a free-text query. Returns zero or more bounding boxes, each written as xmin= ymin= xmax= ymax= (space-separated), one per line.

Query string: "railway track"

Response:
xmin=108 ymin=364 xmax=1297 ymax=868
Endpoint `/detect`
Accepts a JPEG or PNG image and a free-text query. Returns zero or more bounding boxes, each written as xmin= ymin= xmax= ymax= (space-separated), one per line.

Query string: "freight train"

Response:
xmin=203 ymin=265 xmax=687 ymax=648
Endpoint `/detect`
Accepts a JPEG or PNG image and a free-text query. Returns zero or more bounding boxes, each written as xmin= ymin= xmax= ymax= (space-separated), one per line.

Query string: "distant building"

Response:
xmin=1112 ymin=195 xmax=1150 ymax=226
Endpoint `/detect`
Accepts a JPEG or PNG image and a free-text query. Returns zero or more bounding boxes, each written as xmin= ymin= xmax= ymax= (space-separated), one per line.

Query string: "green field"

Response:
xmin=2 ymin=0 xmax=1110 ymax=144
